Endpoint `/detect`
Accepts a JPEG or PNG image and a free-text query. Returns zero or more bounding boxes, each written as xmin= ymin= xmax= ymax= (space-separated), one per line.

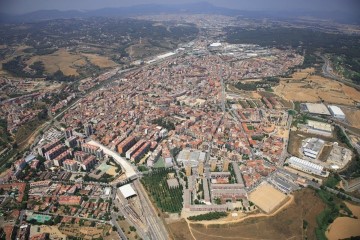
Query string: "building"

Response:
xmin=63 ymin=159 xmax=78 ymax=171
xmin=117 ymin=136 xmax=136 ymax=154
xmin=126 ymin=139 xmax=145 ymax=159
xmin=210 ymin=160 xmax=217 ymax=171
xmin=65 ymin=136 xmax=78 ymax=148
xmin=131 ymin=142 xmax=150 ymax=162
xmin=328 ymin=105 xmax=346 ymax=120
xmin=147 ymin=145 xmax=162 ymax=167
xmin=177 ymin=149 xmax=207 ymax=167
xmin=287 ymin=156 xmax=326 ymax=176
xmin=44 ymin=144 xmax=65 ymax=161
xmin=74 ymin=151 xmax=89 ymax=162
xmin=302 ymin=138 xmax=325 ymax=159
xmin=84 ymin=123 xmax=93 ymax=136
xmin=38 ymin=140 xmax=60 ymax=156
xmin=82 ymin=155 xmax=96 ymax=171
xmin=185 ymin=164 xmax=192 ymax=176
xmin=65 ymin=127 xmax=73 ymax=139
xmin=16 ymin=224 xmax=30 ymax=240
xmin=302 ymin=103 xmax=331 ymax=115
xmin=198 ymin=162 xmax=204 ymax=176
xmin=58 ymin=196 xmax=82 ymax=205
xmin=53 ymin=149 xmax=71 ymax=167
xmin=210 ymin=184 xmax=247 ymax=202
xmin=30 ymin=180 xmax=51 ymax=188
xmin=119 ymin=184 xmax=137 ymax=199
xmin=223 ymin=159 xmax=230 ymax=171
xmin=306 ymin=120 xmax=332 ymax=137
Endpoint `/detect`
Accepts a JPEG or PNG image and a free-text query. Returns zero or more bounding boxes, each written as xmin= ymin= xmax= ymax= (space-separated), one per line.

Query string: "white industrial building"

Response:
xmin=303 ymin=103 xmax=331 ymax=115
xmin=287 ymin=156 xmax=326 ymax=176
xmin=328 ymin=105 xmax=346 ymax=120
xmin=302 ymin=138 xmax=325 ymax=159
xmin=306 ymin=120 xmax=332 ymax=137
xmin=119 ymin=184 xmax=137 ymax=199
xmin=177 ymin=149 xmax=207 ymax=167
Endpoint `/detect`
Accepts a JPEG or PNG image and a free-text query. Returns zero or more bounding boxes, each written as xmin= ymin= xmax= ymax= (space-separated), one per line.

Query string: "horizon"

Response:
xmin=1 ymin=0 xmax=360 ymax=15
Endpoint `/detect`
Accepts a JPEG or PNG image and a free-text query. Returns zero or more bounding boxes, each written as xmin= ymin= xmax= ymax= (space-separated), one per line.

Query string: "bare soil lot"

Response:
xmin=249 ymin=183 xmax=288 ymax=213
xmin=168 ymin=219 xmax=195 ymax=240
xmin=326 ymin=202 xmax=360 ymax=240
xmin=275 ymin=68 xmax=360 ymax=106
xmin=168 ymin=189 xmax=325 ymax=240
xmin=342 ymin=108 xmax=360 ymax=129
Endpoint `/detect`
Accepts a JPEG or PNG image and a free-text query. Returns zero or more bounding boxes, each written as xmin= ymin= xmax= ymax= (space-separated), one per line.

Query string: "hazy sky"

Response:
xmin=1 ymin=0 xmax=359 ymax=14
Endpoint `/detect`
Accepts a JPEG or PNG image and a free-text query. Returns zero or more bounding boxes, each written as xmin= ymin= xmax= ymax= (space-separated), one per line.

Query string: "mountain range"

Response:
xmin=0 ymin=2 xmax=359 ymax=24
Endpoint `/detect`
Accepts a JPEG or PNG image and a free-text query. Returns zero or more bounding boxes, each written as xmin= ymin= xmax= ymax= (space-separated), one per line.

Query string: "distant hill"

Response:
xmin=0 ymin=2 xmax=359 ymax=24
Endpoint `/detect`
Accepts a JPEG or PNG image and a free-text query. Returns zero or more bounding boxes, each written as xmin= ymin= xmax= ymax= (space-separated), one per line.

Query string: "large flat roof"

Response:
xmin=119 ymin=184 xmax=137 ymax=198
xmin=305 ymin=103 xmax=331 ymax=115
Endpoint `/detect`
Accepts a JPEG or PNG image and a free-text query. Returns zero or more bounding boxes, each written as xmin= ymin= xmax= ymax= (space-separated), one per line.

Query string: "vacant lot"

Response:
xmin=249 ymin=183 xmax=288 ymax=213
xmin=342 ymin=108 xmax=360 ymax=129
xmin=275 ymin=68 xmax=360 ymax=106
xmin=326 ymin=202 xmax=360 ymax=240
xmin=168 ymin=219 xmax=195 ymax=240
xmin=187 ymin=188 xmax=325 ymax=240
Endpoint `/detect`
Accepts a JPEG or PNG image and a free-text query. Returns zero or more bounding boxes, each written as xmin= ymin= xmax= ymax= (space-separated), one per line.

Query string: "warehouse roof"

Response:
xmin=328 ymin=105 xmax=345 ymax=116
xmin=119 ymin=184 xmax=136 ymax=198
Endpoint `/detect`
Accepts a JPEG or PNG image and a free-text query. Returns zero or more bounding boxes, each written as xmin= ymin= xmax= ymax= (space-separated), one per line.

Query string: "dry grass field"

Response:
xmin=26 ymin=48 xmax=118 ymax=76
xmin=326 ymin=202 xmax=360 ymax=240
xmin=249 ymin=183 xmax=288 ymax=213
xmin=26 ymin=48 xmax=84 ymax=76
xmin=82 ymin=53 xmax=117 ymax=68
xmin=342 ymin=108 xmax=360 ymax=129
xmin=168 ymin=219 xmax=195 ymax=240
xmin=275 ymin=68 xmax=360 ymax=106
xmin=182 ymin=188 xmax=325 ymax=240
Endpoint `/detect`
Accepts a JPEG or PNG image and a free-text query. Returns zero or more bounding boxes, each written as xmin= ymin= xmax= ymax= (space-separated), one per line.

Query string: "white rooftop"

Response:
xmin=305 ymin=103 xmax=331 ymax=115
xmin=119 ymin=184 xmax=137 ymax=198
xmin=328 ymin=105 xmax=345 ymax=116
xmin=210 ymin=42 xmax=222 ymax=47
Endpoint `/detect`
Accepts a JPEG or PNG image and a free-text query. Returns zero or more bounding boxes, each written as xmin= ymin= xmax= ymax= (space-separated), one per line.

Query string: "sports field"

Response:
xmin=28 ymin=214 xmax=51 ymax=223
xmin=249 ymin=182 xmax=288 ymax=213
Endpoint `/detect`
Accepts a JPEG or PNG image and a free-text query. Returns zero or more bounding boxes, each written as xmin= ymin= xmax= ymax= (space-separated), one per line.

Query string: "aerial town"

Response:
xmin=1 ymin=2 xmax=360 ymax=240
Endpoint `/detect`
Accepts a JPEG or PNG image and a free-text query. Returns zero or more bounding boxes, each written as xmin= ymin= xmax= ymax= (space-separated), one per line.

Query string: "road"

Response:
xmin=87 ymin=140 xmax=137 ymax=179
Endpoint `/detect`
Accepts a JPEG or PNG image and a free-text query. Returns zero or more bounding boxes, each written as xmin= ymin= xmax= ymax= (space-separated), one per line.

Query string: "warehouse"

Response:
xmin=306 ymin=120 xmax=332 ymax=137
xmin=302 ymin=103 xmax=331 ymax=115
xmin=287 ymin=156 xmax=326 ymax=176
xmin=328 ymin=105 xmax=346 ymax=120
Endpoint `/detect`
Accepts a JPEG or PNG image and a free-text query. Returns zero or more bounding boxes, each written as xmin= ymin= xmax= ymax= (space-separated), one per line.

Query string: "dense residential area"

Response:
xmin=0 ymin=2 xmax=360 ymax=240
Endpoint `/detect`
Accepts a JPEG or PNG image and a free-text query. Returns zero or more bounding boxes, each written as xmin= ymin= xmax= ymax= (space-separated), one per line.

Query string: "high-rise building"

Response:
xmin=65 ymin=127 xmax=73 ymax=139
xmin=84 ymin=123 xmax=93 ymax=137
xmin=223 ymin=159 xmax=229 ymax=172
xmin=198 ymin=161 xmax=204 ymax=176
xmin=185 ymin=164 xmax=192 ymax=176
xmin=210 ymin=160 xmax=217 ymax=171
